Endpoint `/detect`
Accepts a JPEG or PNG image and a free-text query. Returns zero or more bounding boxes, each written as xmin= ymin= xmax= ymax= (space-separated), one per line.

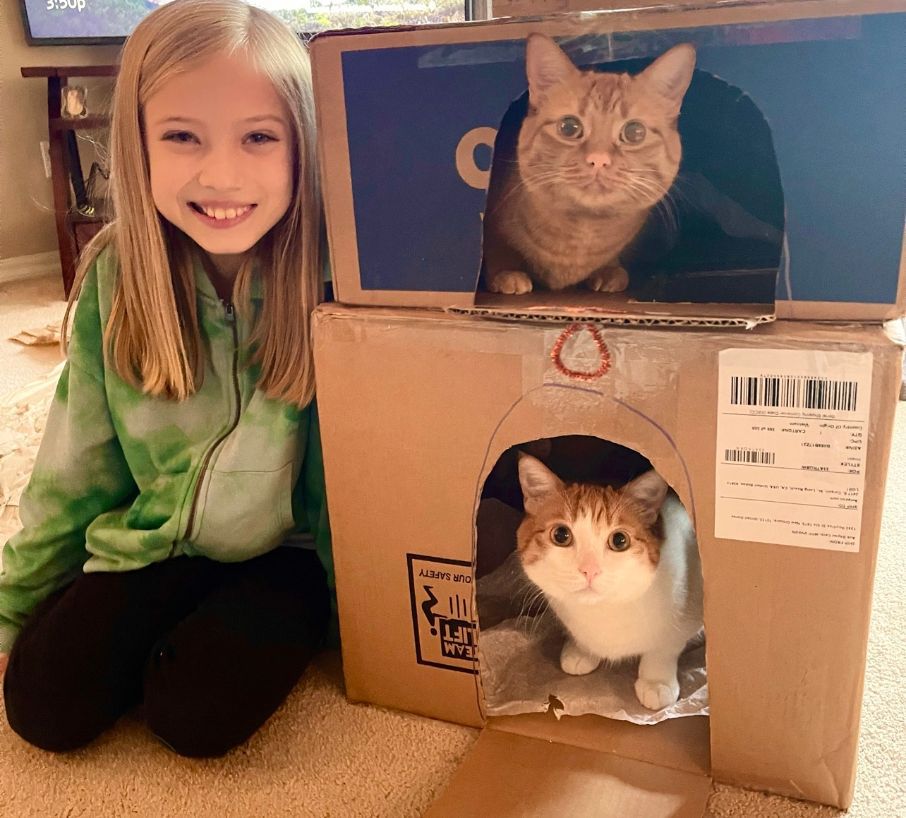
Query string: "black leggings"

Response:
xmin=3 ymin=546 xmax=329 ymax=758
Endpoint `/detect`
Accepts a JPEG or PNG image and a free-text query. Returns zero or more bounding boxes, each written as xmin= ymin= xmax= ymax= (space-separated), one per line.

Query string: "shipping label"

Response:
xmin=715 ymin=348 xmax=872 ymax=551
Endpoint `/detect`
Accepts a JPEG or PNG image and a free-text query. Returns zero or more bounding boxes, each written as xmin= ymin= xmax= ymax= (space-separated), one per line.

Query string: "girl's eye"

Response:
xmin=550 ymin=525 xmax=573 ymax=547
xmin=162 ymin=131 xmax=198 ymax=144
xmin=246 ymin=132 xmax=277 ymax=145
xmin=608 ymin=530 xmax=631 ymax=552
xmin=620 ymin=120 xmax=647 ymax=144
xmin=557 ymin=116 xmax=584 ymax=140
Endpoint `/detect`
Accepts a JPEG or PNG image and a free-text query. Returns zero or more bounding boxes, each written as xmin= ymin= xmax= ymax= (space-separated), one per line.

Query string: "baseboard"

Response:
xmin=0 ymin=251 xmax=62 ymax=285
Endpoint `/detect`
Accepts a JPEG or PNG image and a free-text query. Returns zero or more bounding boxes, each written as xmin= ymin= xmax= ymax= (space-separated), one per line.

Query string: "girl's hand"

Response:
xmin=0 ymin=653 xmax=8 ymax=678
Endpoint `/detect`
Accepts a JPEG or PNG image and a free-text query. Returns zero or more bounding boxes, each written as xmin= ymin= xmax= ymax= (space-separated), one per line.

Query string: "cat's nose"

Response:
xmin=586 ymin=152 xmax=612 ymax=170
xmin=580 ymin=564 xmax=601 ymax=584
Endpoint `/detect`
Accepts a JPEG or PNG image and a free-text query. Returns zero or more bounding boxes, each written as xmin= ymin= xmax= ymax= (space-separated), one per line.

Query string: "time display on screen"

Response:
xmin=45 ymin=0 xmax=87 ymax=10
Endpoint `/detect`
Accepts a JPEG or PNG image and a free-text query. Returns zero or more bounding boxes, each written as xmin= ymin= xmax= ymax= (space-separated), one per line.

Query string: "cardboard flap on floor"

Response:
xmin=312 ymin=0 xmax=906 ymax=322
xmin=488 ymin=710 xmax=711 ymax=777
xmin=425 ymin=728 xmax=712 ymax=818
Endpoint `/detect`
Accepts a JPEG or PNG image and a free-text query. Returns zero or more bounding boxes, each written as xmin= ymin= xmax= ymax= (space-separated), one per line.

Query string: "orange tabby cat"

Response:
xmin=484 ymin=34 xmax=696 ymax=295
xmin=516 ymin=454 xmax=703 ymax=710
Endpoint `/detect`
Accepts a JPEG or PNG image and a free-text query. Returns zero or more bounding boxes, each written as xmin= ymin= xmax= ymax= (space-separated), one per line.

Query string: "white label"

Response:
xmin=715 ymin=349 xmax=872 ymax=551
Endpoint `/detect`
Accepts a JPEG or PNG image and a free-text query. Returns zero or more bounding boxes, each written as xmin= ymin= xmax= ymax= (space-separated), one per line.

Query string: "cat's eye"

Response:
xmin=620 ymin=120 xmax=647 ymax=144
xmin=557 ymin=116 xmax=584 ymax=140
xmin=550 ymin=525 xmax=573 ymax=547
xmin=608 ymin=530 xmax=631 ymax=552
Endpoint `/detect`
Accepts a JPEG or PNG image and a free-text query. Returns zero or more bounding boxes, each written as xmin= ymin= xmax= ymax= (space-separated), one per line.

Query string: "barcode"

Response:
xmin=730 ymin=375 xmax=858 ymax=412
xmin=724 ymin=448 xmax=776 ymax=465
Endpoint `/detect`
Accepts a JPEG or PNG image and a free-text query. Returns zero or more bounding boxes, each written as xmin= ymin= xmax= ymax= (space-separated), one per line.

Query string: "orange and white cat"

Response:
xmin=516 ymin=454 xmax=703 ymax=710
xmin=484 ymin=34 xmax=696 ymax=296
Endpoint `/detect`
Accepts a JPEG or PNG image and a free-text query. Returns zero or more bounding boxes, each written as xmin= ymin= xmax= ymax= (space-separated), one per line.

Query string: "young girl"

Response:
xmin=0 ymin=0 xmax=333 ymax=758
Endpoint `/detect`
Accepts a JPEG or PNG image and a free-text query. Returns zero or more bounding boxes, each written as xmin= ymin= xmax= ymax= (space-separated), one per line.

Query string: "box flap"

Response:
xmin=425 ymin=729 xmax=711 ymax=817
xmin=453 ymin=292 xmax=775 ymax=328
xmin=488 ymin=712 xmax=711 ymax=778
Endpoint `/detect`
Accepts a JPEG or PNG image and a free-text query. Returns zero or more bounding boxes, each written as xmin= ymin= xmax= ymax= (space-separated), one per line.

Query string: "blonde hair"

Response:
xmin=64 ymin=0 xmax=323 ymax=407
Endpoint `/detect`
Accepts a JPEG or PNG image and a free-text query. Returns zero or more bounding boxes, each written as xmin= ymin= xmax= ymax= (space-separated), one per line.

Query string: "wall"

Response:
xmin=0 ymin=0 xmax=119 ymax=261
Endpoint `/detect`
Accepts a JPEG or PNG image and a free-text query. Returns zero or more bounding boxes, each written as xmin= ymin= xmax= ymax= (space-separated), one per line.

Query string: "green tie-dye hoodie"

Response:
xmin=0 ymin=247 xmax=333 ymax=654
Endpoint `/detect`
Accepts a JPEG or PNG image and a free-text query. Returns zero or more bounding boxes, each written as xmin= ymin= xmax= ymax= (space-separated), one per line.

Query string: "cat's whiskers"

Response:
xmin=663 ymin=175 xmax=700 ymax=217
xmin=634 ymin=183 xmax=679 ymax=233
xmin=519 ymin=585 xmax=545 ymax=615
xmin=515 ymin=584 xmax=551 ymax=638
xmin=618 ymin=169 xmax=670 ymax=197
xmin=491 ymin=168 xmax=575 ymax=213
xmin=649 ymin=172 xmax=704 ymax=235
xmin=528 ymin=600 xmax=551 ymax=638
xmin=617 ymin=170 xmax=680 ymax=232
xmin=653 ymin=192 xmax=681 ymax=234
xmin=528 ymin=166 xmax=586 ymax=188
xmin=620 ymin=177 xmax=668 ymax=212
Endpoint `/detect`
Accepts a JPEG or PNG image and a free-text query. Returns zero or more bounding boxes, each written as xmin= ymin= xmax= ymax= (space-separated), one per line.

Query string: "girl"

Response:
xmin=0 ymin=0 xmax=332 ymax=758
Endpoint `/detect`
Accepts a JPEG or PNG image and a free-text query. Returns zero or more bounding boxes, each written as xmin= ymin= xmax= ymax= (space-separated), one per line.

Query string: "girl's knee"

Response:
xmin=4 ymin=627 xmax=142 ymax=754
xmin=144 ymin=688 xmax=248 ymax=758
xmin=142 ymin=648 xmax=245 ymax=758
xmin=147 ymin=718 xmax=243 ymax=759
xmin=4 ymin=658 xmax=103 ymax=753
xmin=142 ymin=638 xmax=300 ymax=758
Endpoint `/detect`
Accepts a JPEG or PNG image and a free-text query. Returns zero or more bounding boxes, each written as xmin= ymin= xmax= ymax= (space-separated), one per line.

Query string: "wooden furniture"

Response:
xmin=21 ymin=65 xmax=117 ymax=296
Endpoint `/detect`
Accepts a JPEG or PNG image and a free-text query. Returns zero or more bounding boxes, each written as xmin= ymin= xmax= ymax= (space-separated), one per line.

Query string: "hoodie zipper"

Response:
xmin=180 ymin=301 xmax=242 ymax=546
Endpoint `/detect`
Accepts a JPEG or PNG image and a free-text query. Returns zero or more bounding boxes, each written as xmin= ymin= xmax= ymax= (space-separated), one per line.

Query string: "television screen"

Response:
xmin=19 ymin=0 xmax=466 ymax=45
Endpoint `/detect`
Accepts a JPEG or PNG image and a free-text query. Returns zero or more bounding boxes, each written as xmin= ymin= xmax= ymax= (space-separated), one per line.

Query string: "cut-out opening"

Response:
xmin=475 ymin=434 xmax=707 ymax=725
xmin=478 ymin=39 xmax=785 ymax=313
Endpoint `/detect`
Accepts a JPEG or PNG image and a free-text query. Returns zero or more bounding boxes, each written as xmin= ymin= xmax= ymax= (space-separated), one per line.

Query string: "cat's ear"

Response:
xmin=623 ymin=470 xmax=669 ymax=525
xmin=525 ymin=33 xmax=580 ymax=102
xmin=518 ymin=453 xmax=563 ymax=511
xmin=639 ymin=43 xmax=696 ymax=117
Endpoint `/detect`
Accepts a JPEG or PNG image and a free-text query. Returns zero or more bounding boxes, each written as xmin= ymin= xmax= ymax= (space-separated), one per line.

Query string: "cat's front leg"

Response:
xmin=586 ymin=265 xmax=629 ymax=293
xmin=634 ymin=649 xmax=681 ymax=710
xmin=486 ymin=270 xmax=534 ymax=295
xmin=483 ymin=227 xmax=534 ymax=295
xmin=560 ymin=638 xmax=602 ymax=676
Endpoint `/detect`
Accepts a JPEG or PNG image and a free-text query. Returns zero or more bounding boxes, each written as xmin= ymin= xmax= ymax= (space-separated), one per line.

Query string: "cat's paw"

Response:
xmin=487 ymin=270 xmax=533 ymax=295
xmin=586 ymin=266 xmax=629 ymax=293
xmin=634 ymin=677 xmax=680 ymax=710
xmin=560 ymin=640 xmax=601 ymax=676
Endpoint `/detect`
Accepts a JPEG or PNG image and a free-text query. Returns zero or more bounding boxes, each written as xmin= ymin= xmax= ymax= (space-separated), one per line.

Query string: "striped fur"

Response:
xmin=484 ymin=34 xmax=696 ymax=295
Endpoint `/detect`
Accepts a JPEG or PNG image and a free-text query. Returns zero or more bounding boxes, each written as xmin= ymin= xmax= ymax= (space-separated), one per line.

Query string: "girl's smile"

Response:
xmin=189 ymin=201 xmax=257 ymax=227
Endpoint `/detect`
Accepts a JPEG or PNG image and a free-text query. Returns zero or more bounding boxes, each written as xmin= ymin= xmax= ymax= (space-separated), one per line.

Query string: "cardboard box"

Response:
xmin=312 ymin=303 xmax=902 ymax=812
xmin=311 ymin=0 xmax=906 ymax=324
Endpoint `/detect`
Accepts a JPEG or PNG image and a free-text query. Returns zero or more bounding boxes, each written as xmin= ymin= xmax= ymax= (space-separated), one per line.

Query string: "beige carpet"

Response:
xmin=0 ymin=274 xmax=67 ymax=397
xmin=0 ymin=274 xmax=904 ymax=817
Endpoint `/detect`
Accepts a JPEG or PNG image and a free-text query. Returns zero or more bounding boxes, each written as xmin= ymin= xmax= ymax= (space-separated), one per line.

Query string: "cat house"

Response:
xmin=475 ymin=436 xmax=709 ymax=727
xmin=311 ymin=0 xmax=906 ymax=324
xmin=312 ymin=304 xmax=902 ymax=812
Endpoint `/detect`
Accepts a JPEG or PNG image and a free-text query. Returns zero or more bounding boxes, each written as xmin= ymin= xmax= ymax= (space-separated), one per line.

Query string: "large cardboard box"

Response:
xmin=311 ymin=0 xmax=906 ymax=324
xmin=312 ymin=304 xmax=901 ymax=812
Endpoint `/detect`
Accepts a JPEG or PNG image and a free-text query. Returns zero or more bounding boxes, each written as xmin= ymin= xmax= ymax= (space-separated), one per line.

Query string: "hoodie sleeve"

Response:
xmin=0 ymin=263 xmax=137 ymax=654
xmin=290 ymin=400 xmax=337 ymax=646
xmin=297 ymin=401 xmax=333 ymax=590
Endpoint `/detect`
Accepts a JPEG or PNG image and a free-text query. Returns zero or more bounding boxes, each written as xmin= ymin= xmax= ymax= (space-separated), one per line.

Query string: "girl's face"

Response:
xmin=144 ymin=52 xmax=294 ymax=277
